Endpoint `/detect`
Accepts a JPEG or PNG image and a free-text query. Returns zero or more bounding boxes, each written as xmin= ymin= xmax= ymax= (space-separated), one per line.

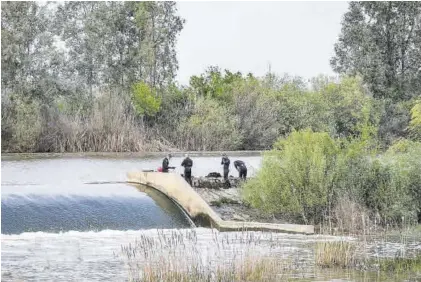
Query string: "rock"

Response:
xmin=192 ymin=176 xmax=242 ymax=189
xmin=206 ymin=172 xmax=222 ymax=178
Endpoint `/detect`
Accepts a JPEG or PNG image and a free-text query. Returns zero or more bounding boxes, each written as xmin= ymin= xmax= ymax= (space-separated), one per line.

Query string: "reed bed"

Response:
xmin=119 ymin=228 xmax=421 ymax=281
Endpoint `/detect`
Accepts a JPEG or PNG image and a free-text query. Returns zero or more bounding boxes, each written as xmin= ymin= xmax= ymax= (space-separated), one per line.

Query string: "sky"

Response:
xmin=175 ymin=1 xmax=349 ymax=85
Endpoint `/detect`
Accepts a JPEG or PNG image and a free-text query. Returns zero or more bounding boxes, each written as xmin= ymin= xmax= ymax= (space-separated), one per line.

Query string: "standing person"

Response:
xmin=221 ymin=153 xmax=230 ymax=184
xmin=181 ymin=154 xmax=193 ymax=186
xmin=162 ymin=154 xmax=172 ymax=173
xmin=234 ymin=160 xmax=247 ymax=180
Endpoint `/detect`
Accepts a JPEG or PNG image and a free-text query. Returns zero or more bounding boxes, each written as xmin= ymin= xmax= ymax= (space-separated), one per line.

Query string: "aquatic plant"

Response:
xmin=315 ymin=241 xmax=363 ymax=268
xmin=120 ymin=228 xmax=421 ymax=281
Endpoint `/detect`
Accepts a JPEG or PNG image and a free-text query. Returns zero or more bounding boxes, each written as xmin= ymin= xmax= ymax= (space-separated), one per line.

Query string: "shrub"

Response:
xmin=231 ymin=78 xmax=281 ymax=150
xmin=131 ymin=82 xmax=161 ymax=117
xmin=175 ymin=97 xmax=241 ymax=151
xmin=243 ymin=130 xmax=339 ymax=224
xmin=387 ymin=138 xmax=420 ymax=154
xmin=1 ymin=95 xmax=42 ymax=152
xmin=332 ymin=195 xmax=370 ymax=233
xmin=387 ymin=144 xmax=421 ymax=223
xmin=409 ymin=99 xmax=421 ymax=141
xmin=243 ymin=129 xmax=420 ymax=225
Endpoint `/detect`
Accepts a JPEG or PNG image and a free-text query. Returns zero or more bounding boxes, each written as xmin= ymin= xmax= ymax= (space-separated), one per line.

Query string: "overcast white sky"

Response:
xmin=175 ymin=1 xmax=349 ymax=85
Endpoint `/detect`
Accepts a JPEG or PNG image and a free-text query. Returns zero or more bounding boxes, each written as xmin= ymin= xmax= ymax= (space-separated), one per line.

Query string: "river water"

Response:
xmin=1 ymin=155 xmax=420 ymax=281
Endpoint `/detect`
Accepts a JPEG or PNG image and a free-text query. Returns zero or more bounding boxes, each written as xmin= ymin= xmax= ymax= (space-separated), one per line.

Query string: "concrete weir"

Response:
xmin=127 ymin=171 xmax=314 ymax=234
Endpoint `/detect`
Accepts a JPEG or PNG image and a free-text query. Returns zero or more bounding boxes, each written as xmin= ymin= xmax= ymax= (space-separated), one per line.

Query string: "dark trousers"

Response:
xmin=223 ymin=168 xmax=229 ymax=180
xmin=223 ymin=168 xmax=231 ymax=188
xmin=239 ymin=168 xmax=247 ymax=180
xmin=184 ymin=168 xmax=192 ymax=186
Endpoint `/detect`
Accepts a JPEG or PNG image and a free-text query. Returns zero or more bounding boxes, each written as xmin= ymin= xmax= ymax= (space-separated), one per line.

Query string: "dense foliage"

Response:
xmin=2 ymin=1 xmax=420 ymax=152
xmin=2 ymin=1 xmax=420 ymax=227
xmin=243 ymin=130 xmax=421 ymax=225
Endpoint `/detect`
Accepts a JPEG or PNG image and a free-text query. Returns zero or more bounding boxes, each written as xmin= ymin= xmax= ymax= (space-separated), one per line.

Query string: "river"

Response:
xmin=2 ymin=155 xmax=420 ymax=281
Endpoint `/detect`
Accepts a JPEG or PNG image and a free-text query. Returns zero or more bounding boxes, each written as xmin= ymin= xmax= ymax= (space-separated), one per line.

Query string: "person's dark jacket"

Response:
xmin=234 ymin=160 xmax=247 ymax=171
xmin=181 ymin=157 xmax=193 ymax=172
xmin=221 ymin=156 xmax=230 ymax=170
xmin=162 ymin=157 xmax=169 ymax=172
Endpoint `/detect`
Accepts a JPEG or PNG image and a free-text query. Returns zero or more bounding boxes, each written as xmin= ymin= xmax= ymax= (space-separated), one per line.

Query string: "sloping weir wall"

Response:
xmin=127 ymin=171 xmax=314 ymax=234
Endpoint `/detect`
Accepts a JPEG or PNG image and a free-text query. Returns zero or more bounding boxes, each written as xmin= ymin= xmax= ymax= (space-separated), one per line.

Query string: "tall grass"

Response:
xmin=120 ymin=229 xmax=298 ymax=282
xmin=119 ymin=229 xmax=421 ymax=281
xmin=1 ymin=92 xmax=175 ymax=153
xmin=315 ymin=241 xmax=421 ymax=275
xmin=315 ymin=241 xmax=362 ymax=268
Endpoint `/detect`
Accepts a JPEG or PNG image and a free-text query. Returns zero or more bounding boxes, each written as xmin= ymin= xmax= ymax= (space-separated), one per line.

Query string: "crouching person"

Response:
xmin=162 ymin=154 xmax=173 ymax=173
xmin=234 ymin=160 xmax=247 ymax=180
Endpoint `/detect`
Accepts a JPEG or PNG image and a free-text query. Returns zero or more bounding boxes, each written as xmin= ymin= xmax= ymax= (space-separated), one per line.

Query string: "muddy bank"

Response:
xmin=191 ymin=175 xmax=287 ymax=224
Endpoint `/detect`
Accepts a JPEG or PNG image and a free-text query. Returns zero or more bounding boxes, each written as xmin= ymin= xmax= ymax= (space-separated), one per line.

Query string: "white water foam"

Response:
xmin=2 ymin=228 xmax=350 ymax=281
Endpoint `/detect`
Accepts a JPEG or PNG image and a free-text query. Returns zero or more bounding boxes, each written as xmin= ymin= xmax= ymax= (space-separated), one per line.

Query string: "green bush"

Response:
xmin=1 ymin=96 xmax=42 ymax=152
xmin=175 ymin=97 xmax=241 ymax=151
xmin=274 ymin=76 xmax=379 ymax=141
xmin=131 ymin=82 xmax=161 ymax=117
xmin=243 ymin=130 xmax=339 ymax=224
xmin=231 ymin=78 xmax=281 ymax=149
xmin=387 ymin=139 xmax=420 ymax=154
xmin=243 ymin=129 xmax=420 ymax=225
xmin=387 ymin=144 xmax=421 ymax=222
xmin=409 ymin=99 xmax=421 ymax=141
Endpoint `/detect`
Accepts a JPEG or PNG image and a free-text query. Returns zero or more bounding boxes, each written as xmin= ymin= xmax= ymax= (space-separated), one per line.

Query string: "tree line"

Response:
xmin=1 ymin=1 xmax=420 ymax=153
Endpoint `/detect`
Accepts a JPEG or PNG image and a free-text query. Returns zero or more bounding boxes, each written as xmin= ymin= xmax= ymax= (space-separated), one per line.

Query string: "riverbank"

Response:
xmin=191 ymin=176 xmax=421 ymax=234
xmin=193 ymin=185 xmax=288 ymax=224
xmin=0 ymin=150 xmax=264 ymax=160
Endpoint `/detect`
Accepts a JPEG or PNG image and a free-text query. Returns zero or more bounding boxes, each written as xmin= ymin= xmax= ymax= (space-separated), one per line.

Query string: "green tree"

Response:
xmin=231 ymin=77 xmax=281 ymax=149
xmin=132 ymin=2 xmax=185 ymax=89
xmin=55 ymin=1 xmax=184 ymax=93
xmin=1 ymin=1 xmax=63 ymax=103
xmin=321 ymin=76 xmax=379 ymax=140
xmin=189 ymin=67 xmax=243 ymax=102
xmin=331 ymin=2 xmax=421 ymax=100
xmin=176 ymin=97 xmax=241 ymax=151
xmin=131 ymin=82 xmax=161 ymax=117
xmin=55 ymin=2 xmax=106 ymax=98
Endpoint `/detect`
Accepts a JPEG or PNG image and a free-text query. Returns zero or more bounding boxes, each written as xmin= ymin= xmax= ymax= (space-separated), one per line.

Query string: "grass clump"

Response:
xmin=376 ymin=254 xmax=421 ymax=273
xmin=315 ymin=241 xmax=421 ymax=276
xmin=315 ymin=241 xmax=362 ymax=268
xmin=136 ymin=258 xmax=283 ymax=282
xmin=121 ymin=229 xmax=299 ymax=282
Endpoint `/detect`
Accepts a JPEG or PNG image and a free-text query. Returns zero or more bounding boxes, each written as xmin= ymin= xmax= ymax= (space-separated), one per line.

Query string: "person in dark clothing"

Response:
xmin=234 ymin=160 xmax=247 ymax=180
xmin=221 ymin=154 xmax=231 ymax=188
xmin=181 ymin=154 xmax=193 ymax=186
xmin=162 ymin=154 xmax=172 ymax=173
